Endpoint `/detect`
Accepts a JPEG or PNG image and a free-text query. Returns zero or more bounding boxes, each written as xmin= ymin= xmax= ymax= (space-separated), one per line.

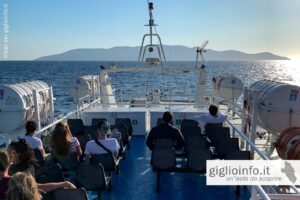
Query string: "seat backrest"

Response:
xmin=56 ymin=153 xmax=80 ymax=171
xmin=225 ymin=150 xmax=251 ymax=160
xmin=181 ymin=119 xmax=198 ymax=132
xmin=205 ymin=123 xmax=223 ymax=135
xmin=68 ymin=119 xmax=85 ymax=135
xmin=33 ymin=149 xmax=46 ymax=166
xmin=116 ymin=118 xmax=133 ymax=136
xmin=207 ymin=127 xmax=230 ymax=144
xmin=91 ymin=153 xmax=116 ymax=172
xmin=215 ymin=138 xmax=239 ymax=158
xmin=151 ymin=147 xmax=176 ymax=171
xmin=76 ymin=163 xmax=108 ymax=192
xmin=188 ymin=149 xmax=212 ymax=172
xmin=92 ymin=118 xmax=107 ymax=128
xmin=35 ymin=163 xmax=65 ymax=184
xmin=185 ymin=136 xmax=207 ymax=153
xmin=49 ymin=188 xmax=88 ymax=200
xmin=110 ymin=124 xmax=129 ymax=144
xmin=182 ymin=126 xmax=201 ymax=139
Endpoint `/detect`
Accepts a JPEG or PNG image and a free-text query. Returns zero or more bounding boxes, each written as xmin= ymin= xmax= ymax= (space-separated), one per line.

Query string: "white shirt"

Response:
xmin=23 ymin=135 xmax=44 ymax=150
xmin=194 ymin=114 xmax=227 ymax=124
xmin=84 ymin=138 xmax=120 ymax=155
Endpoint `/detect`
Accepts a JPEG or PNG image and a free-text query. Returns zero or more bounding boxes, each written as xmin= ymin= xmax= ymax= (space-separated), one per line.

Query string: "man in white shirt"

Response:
xmin=84 ymin=120 xmax=120 ymax=159
xmin=194 ymin=104 xmax=227 ymax=125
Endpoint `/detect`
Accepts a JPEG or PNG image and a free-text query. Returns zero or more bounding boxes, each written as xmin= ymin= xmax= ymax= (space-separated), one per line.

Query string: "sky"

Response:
xmin=1 ymin=0 xmax=300 ymax=60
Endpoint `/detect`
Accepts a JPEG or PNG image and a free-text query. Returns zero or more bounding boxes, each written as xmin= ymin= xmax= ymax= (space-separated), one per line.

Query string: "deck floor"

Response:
xmin=88 ymin=136 xmax=251 ymax=200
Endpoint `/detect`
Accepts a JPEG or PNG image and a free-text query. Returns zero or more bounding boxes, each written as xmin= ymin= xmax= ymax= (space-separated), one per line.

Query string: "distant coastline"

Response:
xmin=36 ymin=45 xmax=289 ymax=61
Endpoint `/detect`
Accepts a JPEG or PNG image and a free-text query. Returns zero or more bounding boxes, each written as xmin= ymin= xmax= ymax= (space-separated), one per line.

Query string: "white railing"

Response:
xmin=35 ymin=98 xmax=101 ymax=138
xmin=225 ymin=119 xmax=300 ymax=199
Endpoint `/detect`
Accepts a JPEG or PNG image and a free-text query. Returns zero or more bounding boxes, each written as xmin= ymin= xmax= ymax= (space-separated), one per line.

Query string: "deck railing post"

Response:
xmin=33 ymin=89 xmax=41 ymax=131
xmin=250 ymin=90 xmax=258 ymax=159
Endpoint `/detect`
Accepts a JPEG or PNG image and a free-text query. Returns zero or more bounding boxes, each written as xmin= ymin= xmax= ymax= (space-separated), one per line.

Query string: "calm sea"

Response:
xmin=0 ymin=60 xmax=298 ymax=115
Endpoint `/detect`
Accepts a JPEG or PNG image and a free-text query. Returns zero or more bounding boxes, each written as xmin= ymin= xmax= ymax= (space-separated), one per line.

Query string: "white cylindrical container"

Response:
xmin=213 ymin=75 xmax=243 ymax=101
xmin=0 ymin=81 xmax=50 ymax=132
xmin=68 ymin=75 xmax=99 ymax=101
xmin=248 ymin=80 xmax=300 ymax=133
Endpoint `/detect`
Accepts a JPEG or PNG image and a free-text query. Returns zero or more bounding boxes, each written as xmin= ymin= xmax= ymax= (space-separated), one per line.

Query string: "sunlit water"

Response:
xmin=0 ymin=60 xmax=299 ymax=115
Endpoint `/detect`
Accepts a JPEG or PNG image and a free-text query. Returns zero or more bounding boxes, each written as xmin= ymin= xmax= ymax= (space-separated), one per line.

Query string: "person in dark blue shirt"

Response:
xmin=146 ymin=111 xmax=185 ymax=150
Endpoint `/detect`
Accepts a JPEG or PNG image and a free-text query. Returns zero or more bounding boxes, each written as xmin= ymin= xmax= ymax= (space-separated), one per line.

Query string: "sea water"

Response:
xmin=0 ymin=60 xmax=298 ymax=115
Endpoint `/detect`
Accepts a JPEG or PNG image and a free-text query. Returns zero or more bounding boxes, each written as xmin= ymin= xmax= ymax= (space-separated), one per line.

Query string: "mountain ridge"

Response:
xmin=36 ymin=45 xmax=289 ymax=61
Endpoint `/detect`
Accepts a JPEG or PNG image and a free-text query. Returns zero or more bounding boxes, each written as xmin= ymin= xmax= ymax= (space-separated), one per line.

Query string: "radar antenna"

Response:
xmin=195 ymin=40 xmax=208 ymax=69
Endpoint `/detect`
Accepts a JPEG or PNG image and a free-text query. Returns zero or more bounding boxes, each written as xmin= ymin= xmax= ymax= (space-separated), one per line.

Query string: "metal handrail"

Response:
xmin=34 ymin=98 xmax=101 ymax=138
xmin=226 ymin=119 xmax=269 ymax=160
xmin=226 ymin=119 xmax=300 ymax=195
xmin=254 ymin=185 xmax=271 ymax=200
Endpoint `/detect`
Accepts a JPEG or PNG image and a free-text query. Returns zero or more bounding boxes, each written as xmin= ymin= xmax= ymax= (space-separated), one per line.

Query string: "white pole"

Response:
xmin=195 ymin=67 xmax=206 ymax=107
xmin=91 ymin=75 xmax=95 ymax=100
xmin=33 ymin=90 xmax=41 ymax=130
xmin=241 ymin=88 xmax=248 ymax=149
xmin=250 ymin=90 xmax=258 ymax=159
xmin=49 ymin=87 xmax=55 ymax=124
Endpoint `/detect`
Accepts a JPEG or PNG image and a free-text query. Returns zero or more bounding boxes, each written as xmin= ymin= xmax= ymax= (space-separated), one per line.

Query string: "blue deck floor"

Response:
xmin=89 ymin=136 xmax=251 ymax=200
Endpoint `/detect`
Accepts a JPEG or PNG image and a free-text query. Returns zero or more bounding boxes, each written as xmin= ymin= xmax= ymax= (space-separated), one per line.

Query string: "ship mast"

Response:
xmin=137 ymin=2 xmax=167 ymax=69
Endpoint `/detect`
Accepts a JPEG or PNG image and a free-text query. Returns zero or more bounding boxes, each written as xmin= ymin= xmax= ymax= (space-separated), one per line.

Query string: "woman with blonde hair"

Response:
xmin=50 ymin=122 xmax=82 ymax=159
xmin=7 ymin=172 xmax=40 ymax=200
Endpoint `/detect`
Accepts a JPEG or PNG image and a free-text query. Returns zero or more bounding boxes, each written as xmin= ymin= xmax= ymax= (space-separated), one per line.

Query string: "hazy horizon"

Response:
xmin=1 ymin=0 xmax=300 ymax=61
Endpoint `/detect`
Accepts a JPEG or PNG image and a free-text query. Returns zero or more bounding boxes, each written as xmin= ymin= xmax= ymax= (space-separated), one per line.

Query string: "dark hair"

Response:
xmin=9 ymin=139 xmax=36 ymax=166
xmin=209 ymin=104 xmax=218 ymax=116
xmin=25 ymin=121 xmax=37 ymax=136
xmin=162 ymin=111 xmax=173 ymax=124
xmin=97 ymin=120 xmax=110 ymax=135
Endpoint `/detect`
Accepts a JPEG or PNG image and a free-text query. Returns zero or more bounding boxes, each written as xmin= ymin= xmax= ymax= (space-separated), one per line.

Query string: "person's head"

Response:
xmin=7 ymin=172 xmax=40 ymax=200
xmin=7 ymin=139 xmax=36 ymax=166
xmin=209 ymin=104 xmax=218 ymax=117
xmin=97 ymin=120 xmax=111 ymax=138
xmin=25 ymin=121 xmax=37 ymax=136
xmin=0 ymin=150 xmax=9 ymax=174
xmin=50 ymin=122 xmax=72 ymax=158
xmin=162 ymin=111 xmax=173 ymax=124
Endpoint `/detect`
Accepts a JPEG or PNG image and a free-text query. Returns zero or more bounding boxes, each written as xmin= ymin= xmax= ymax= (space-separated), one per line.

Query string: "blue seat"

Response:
xmin=43 ymin=188 xmax=88 ymax=200
xmin=116 ymin=118 xmax=133 ymax=136
xmin=91 ymin=153 xmax=120 ymax=175
xmin=68 ymin=119 xmax=85 ymax=135
xmin=187 ymin=149 xmax=212 ymax=172
xmin=180 ymin=119 xmax=198 ymax=132
xmin=225 ymin=150 xmax=251 ymax=160
xmin=35 ymin=163 xmax=65 ymax=184
xmin=76 ymin=163 xmax=111 ymax=199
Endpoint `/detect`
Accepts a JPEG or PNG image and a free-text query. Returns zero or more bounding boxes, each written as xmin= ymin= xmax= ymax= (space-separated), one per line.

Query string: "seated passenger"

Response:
xmin=0 ymin=151 xmax=76 ymax=199
xmin=7 ymin=172 xmax=41 ymax=200
xmin=7 ymin=139 xmax=36 ymax=176
xmin=0 ymin=150 xmax=10 ymax=199
xmin=84 ymin=120 xmax=120 ymax=159
xmin=146 ymin=111 xmax=185 ymax=150
xmin=50 ymin=122 xmax=82 ymax=159
xmin=23 ymin=121 xmax=46 ymax=157
xmin=194 ymin=104 xmax=227 ymax=125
